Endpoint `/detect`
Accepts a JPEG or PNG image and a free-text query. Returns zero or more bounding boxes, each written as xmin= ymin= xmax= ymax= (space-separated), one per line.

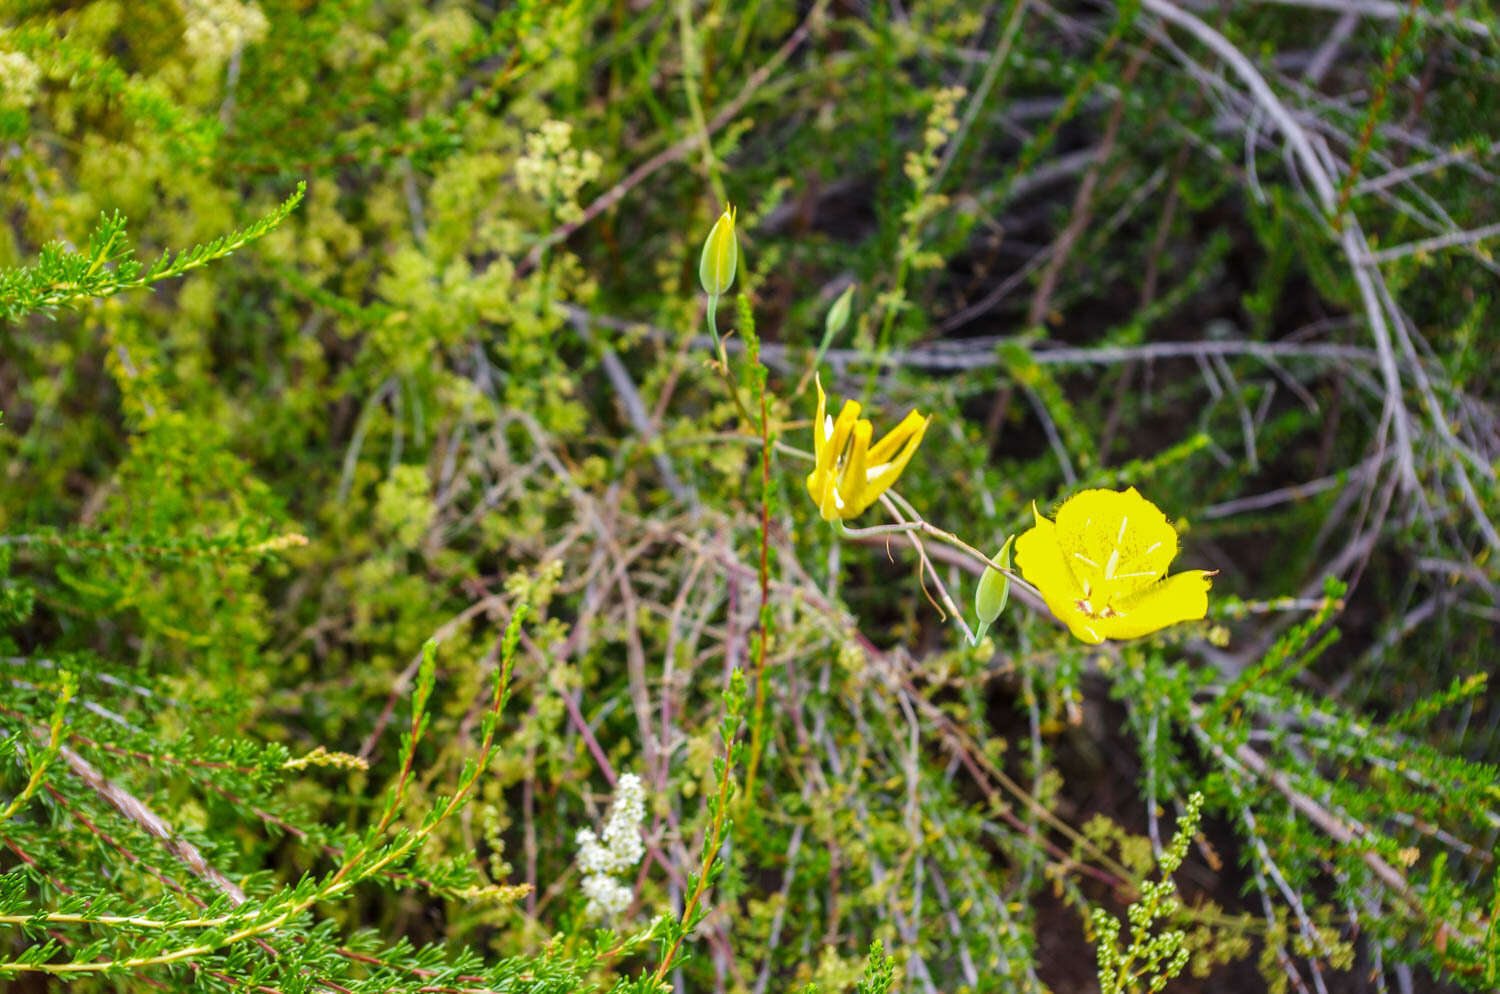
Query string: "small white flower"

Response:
xmin=575 ymin=773 xmax=646 ymax=921
xmin=601 ymin=773 xmax=646 ymax=867
xmin=580 ymin=873 xmax=633 ymax=920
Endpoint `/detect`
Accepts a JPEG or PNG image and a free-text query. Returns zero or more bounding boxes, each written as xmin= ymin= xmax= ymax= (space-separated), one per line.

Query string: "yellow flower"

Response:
xmin=807 ymin=376 xmax=930 ymax=522
xmin=1015 ymin=487 xmax=1213 ymax=644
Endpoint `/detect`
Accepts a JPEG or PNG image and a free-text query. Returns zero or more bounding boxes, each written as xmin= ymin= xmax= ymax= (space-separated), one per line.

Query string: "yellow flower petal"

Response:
xmin=1015 ymin=507 xmax=1106 ymax=644
xmin=810 ymin=398 xmax=862 ymax=510
xmin=1053 ymin=487 xmax=1178 ymax=600
xmin=840 ymin=419 xmax=875 ymax=517
xmin=807 ymin=464 xmax=839 ymax=521
xmin=1095 ymin=570 xmax=1213 ymax=640
xmin=812 ymin=375 xmax=829 ymax=462
xmin=867 ymin=409 xmax=928 ymax=465
xmin=859 ymin=413 xmax=930 ymax=513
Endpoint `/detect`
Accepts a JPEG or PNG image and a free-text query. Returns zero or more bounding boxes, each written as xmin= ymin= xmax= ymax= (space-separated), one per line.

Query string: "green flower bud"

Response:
xmin=972 ymin=534 xmax=1014 ymax=644
xmin=698 ymin=203 xmax=738 ymax=297
xmin=825 ymin=284 xmax=854 ymax=340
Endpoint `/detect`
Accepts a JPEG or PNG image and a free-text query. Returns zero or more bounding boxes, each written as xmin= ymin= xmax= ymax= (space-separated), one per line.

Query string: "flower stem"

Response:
xmin=838 ymin=501 xmax=1039 ymax=600
xmin=703 ymin=294 xmax=756 ymax=427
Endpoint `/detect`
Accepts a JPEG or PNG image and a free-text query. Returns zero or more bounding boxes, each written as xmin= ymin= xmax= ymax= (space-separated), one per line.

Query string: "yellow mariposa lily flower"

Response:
xmin=807 ymin=376 xmax=930 ymax=522
xmin=1015 ymin=487 xmax=1213 ymax=644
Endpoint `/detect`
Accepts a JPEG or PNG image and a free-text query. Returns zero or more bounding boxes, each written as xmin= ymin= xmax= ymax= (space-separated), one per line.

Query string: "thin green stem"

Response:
xmin=0 ymin=676 xmax=75 ymax=827
xmin=650 ymin=711 xmax=738 ymax=985
xmin=742 ymin=336 xmax=774 ymax=804
xmin=837 ymin=497 xmax=1039 ymax=601
xmin=706 ymin=293 xmax=722 ymax=351
xmin=704 ymin=296 xmax=756 ymax=426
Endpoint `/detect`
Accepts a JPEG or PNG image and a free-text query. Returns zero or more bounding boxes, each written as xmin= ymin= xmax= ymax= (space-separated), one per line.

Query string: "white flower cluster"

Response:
xmin=575 ymin=772 xmax=645 ymax=921
xmin=578 ymin=872 xmax=632 ymax=921
xmin=0 ymin=52 xmax=40 ymax=110
xmin=176 ymin=0 xmax=270 ymax=64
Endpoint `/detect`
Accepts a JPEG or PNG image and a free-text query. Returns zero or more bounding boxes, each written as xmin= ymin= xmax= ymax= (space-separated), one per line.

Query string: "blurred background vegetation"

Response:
xmin=1 ymin=0 xmax=1498 ymax=991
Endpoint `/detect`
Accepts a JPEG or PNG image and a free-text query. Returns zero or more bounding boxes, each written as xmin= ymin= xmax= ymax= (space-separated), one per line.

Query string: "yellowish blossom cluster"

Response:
xmin=176 ymin=0 xmax=269 ymax=63
xmin=690 ymin=211 xmax=1214 ymax=645
xmin=515 ymin=121 xmax=603 ymax=225
xmin=0 ymin=51 xmax=40 ymax=110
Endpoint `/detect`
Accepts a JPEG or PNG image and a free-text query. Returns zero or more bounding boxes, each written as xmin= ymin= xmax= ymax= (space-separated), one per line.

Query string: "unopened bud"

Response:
xmin=972 ymin=534 xmax=1014 ymax=644
xmin=825 ymin=284 xmax=854 ymax=340
xmin=698 ymin=203 xmax=738 ymax=297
